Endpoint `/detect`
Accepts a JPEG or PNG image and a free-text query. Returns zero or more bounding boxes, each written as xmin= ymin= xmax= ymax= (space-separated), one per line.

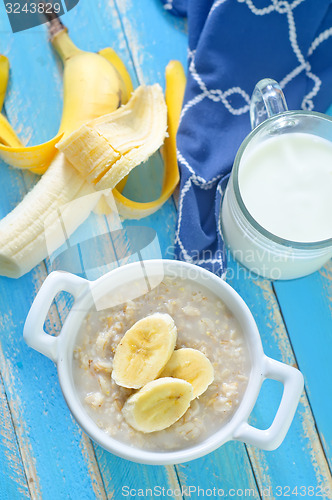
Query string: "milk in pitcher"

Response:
xmin=238 ymin=133 xmax=332 ymax=243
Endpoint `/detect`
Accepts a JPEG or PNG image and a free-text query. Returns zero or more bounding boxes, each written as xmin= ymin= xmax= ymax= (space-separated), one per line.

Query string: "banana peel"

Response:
xmin=0 ymin=55 xmax=9 ymax=111
xmin=0 ymin=54 xmax=62 ymax=171
xmin=93 ymin=60 xmax=185 ymax=220
xmin=0 ymin=133 xmax=64 ymax=174
xmin=0 ymin=46 xmax=136 ymax=178
xmin=0 ymin=37 xmax=133 ymax=173
xmin=0 ymin=55 xmax=184 ymax=219
xmin=0 ymin=55 xmax=23 ymax=148
xmin=113 ymin=60 xmax=185 ymax=219
xmin=0 ymin=55 xmax=62 ymax=167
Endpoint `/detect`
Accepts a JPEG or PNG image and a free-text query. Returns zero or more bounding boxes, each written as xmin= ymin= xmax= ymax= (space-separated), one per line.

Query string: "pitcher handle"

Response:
xmin=250 ymin=78 xmax=288 ymax=130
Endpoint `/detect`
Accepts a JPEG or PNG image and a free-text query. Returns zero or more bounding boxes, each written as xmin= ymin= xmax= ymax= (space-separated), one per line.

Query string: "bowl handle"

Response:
xmin=233 ymin=356 xmax=304 ymax=450
xmin=23 ymin=271 xmax=88 ymax=363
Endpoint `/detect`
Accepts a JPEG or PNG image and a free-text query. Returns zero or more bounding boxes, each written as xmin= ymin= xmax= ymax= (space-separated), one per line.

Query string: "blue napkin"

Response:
xmin=162 ymin=0 xmax=332 ymax=276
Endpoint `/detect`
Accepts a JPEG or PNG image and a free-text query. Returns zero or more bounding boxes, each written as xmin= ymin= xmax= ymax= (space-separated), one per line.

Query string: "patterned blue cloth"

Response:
xmin=162 ymin=0 xmax=332 ymax=277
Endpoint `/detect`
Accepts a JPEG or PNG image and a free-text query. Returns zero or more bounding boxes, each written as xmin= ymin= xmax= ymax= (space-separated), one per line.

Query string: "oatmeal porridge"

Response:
xmin=72 ymin=276 xmax=250 ymax=451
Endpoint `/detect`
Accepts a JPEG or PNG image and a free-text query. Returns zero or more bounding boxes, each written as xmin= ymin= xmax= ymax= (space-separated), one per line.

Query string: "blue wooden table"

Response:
xmin=0 ymin=1 xmax=331 ymax=499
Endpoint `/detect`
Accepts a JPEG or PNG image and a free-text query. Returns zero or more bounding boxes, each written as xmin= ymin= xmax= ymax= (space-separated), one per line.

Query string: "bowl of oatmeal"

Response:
xmin=24 ymin=260 xmax=303 ymax=464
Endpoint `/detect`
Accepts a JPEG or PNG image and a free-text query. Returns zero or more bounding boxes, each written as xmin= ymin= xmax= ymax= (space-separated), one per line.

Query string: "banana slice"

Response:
xmin=122 ymin=377 xmax=193 ymax=433
xmin=112 ymin=313 xmax=177 ymax=389
xmin=160 ymin=348 xmax=214 ymax=399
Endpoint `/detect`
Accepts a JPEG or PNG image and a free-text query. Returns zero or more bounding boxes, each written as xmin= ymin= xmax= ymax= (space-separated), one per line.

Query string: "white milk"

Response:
xmin=221 ymin=132 xmax=332 ymax=279
xmin=239 ymin=133 xmax=332 ymax=243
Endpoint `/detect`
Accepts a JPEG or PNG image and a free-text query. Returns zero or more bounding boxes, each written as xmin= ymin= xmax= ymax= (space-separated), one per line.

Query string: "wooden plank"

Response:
xmin=70 ymin=1 xmax=184 ymax=496
xmin=1 ymin=1 xmax=330 ymax=498
xmin=0 ymin=361 xmax=30 ymax=500
xmin=1 ymin=2 xmax=182 ymax=497
xmin=113 ymin=1 xmax=262 ymax=498
xmin=113 ymin=0 xmax=187 ymax=86
xmin=0 ymin=6 xmax=112 ymax=499
xmin=0 ymin=194 xmax=107 ymax=499
xmin=272 ymin=99 xmax=332 ymax=470
xmin=176 ymin=442 xmax=260 ymax=499
xmin=273 ymin=260 xmax=332 ymax=469
xmin=226 ymin=256 xmax=332 ymax=498
xmin=94 ymin=448 xmax=181 ymax=499
xmin=0 ymin=269 xmax=108 ymax=500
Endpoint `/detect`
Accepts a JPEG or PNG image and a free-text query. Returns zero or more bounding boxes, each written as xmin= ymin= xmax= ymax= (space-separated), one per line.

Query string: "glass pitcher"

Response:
xmin=220 ymin=78 xmax=332 ymax=280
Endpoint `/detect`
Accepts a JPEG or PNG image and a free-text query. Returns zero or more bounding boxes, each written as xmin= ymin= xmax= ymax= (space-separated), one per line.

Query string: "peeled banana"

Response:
xmin=0 ymin=155 xmax=97 ymax=278
xmin=0 ymin=19 xmax=130 ymax=278
xmin=160 ymin=348 xmax=214 ymax=399
xmin=57 ymin=84 xmax=167 ymax=190
xmin=112 ymin=313 xmax=177 ymax=389
xmin=122 ymin=377 xmax=193 ymax=433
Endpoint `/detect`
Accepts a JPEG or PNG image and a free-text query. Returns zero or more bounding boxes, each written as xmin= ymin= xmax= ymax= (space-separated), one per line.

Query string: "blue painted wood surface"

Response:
xmin=0 ymin=1 xmax=331 ymax=499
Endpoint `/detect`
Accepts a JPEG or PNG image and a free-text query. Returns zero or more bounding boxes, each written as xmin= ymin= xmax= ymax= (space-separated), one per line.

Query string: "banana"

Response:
xmin=56 ymin=84 xmax=167 ymax=190
xmin=0 ymin=17 xmax=131 ymax=278
xmin=160 ymin=348 xmax=214 ymax=399
xmin=112 ymin=313 xmax=177 ymax=389
xmin=122 ymin=377 xmax=193 ymax=433
xmin=0 ymin=14 xmax=183 ymax=277
xmin=53 ymin=29 xmax=127 ymax=137
xmin=0 ymin=27 xmax=128 ymax=172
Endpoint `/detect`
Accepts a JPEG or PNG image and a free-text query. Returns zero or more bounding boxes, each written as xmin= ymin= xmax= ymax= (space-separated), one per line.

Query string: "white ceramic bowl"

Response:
xmin=23 ymin=259 xmax=303 ymax=465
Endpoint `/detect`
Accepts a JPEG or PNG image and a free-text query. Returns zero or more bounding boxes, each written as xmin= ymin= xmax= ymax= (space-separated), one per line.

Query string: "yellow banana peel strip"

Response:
xmin=112 ymin=160 xmax=179 ymax=219
xmin=0 ymin=55 xmax=9 ymax=111
xmin=0 ymin=80 xmax=63 ymax=174
xmin=0 ymin=133 xmax=63 ymax=174
xmin=0 ymin=54 xmax=64 ymax=172
xmin=112 ymin=60 xmax=185 ymax=219
xmin=0 ymin=114 xmax=23 ymax=148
